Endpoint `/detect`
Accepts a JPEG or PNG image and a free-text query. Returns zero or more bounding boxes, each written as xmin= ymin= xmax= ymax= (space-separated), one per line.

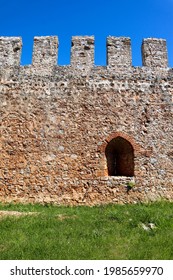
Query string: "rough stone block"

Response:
xmin=71 ymin=36 xmax=94 ymax=70
xmin=0 ymin=37 xmax=22 ymax=66
xmin=32 ymin=36 xmax=58 ymax=66
xmin=142 ymin=38 xmax=168 ymax=67
xmin=107 ymin=37 xmax=132 ymax=67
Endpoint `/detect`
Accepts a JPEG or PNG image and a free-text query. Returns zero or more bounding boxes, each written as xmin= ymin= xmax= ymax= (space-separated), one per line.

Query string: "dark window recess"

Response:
xmin=105 ymin=136 xmax=134 ymax=176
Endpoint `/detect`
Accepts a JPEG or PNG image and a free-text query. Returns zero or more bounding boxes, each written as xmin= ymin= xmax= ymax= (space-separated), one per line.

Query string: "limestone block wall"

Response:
xmin=0 ymin=35 xmax=172 ymax=205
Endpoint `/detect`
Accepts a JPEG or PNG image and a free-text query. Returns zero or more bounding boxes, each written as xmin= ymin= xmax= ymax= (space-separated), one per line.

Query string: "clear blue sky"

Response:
xmin=1 ymin=0 xmax=173 ymax=66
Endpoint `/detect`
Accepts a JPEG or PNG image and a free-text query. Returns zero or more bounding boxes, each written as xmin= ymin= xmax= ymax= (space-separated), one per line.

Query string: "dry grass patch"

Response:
xmin=0 ymin=210 xmax=38 ymax=218
xmin=56 ymin=214 xmax=77 ymax=221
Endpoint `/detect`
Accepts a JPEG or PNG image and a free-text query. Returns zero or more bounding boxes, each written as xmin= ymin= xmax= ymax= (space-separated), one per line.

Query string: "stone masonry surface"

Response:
xmin=0 ymin=35 xmax=172 ymax=205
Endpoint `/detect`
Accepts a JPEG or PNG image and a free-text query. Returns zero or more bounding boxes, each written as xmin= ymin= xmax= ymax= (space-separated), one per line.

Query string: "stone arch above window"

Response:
xmin=105 ymin=136 xmax=134 ymax=176
xmin=99 ymin=131 xmax=145 ymax=156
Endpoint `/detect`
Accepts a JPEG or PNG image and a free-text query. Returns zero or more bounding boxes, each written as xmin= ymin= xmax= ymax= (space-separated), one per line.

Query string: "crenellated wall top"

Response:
xmin=0 ymin=35 xmax=170 ymax=73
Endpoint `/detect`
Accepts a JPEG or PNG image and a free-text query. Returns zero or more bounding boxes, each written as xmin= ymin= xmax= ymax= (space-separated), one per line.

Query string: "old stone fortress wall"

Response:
xmin=0 ymin=35 xmax=172 ymax=205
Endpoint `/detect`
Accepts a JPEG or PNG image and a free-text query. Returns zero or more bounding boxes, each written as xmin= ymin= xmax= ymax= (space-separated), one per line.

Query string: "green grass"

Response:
xmin=0 ymin=201 xmax=173 ymax=259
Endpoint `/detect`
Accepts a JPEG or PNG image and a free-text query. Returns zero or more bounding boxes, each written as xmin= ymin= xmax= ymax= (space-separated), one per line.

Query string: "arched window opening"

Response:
xmin=105 ymin=136 xmax=134 ymax=176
